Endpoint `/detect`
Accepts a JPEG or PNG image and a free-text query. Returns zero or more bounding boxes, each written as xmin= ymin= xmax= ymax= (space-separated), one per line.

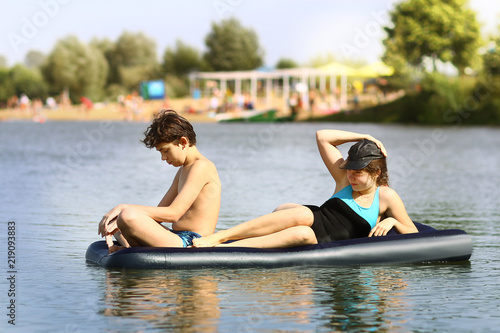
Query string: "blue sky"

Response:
xmin=1 ymin=0 xmax=499 ymax=67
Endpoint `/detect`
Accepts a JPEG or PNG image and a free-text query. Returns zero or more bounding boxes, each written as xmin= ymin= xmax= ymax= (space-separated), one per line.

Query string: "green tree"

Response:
xmin=0 ymin=68 xmax=15 ymax=104
xmin=482 ymin=38 xmax=500 ymax=76
xmin=383 ymin=0 xmax=481 ymax=74
xmin=10 ymin=64 xmax=48 ymax=99
xmin=204 ymin=18 xmax=264 ymax=71
xmin=275 ymin=58 xmax=298 ymax=69
xmin=162 ymin=39 xmax=204 ymax=76
xmin=106 ymin=31 xmax=159 ymax=90
xmin=24 ymin=50 xmax=46 ymax=69
xmin=42 ymin=35 xmax=108 ymax=102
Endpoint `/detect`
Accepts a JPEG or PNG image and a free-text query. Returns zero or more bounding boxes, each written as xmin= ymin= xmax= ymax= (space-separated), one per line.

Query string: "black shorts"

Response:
xmin=305 ymin=198 xmax=372 ymax=243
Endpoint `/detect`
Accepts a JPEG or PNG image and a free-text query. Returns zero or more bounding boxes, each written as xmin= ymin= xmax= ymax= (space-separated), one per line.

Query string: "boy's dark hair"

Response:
xmin=142 ymin=109 xmax=196 ymax=148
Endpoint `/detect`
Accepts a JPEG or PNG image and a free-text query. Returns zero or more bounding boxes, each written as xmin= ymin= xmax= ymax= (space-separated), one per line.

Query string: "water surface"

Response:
xmin=0 ymin=120 xmax=498 ymax=332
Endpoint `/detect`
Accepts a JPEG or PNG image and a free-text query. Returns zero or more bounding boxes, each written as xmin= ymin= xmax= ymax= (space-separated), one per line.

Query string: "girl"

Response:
xmin=193 ymin=130 xmax=418 ymax=248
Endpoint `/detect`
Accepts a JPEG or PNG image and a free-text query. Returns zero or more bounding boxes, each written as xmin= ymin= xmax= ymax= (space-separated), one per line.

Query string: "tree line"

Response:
xmin=2 ymin=0 xmax=500 ymax=125
xmin=378 ymin=0 xmax=500 ymax=125
xmin=0 ymin=18 xmax=265 ymax=106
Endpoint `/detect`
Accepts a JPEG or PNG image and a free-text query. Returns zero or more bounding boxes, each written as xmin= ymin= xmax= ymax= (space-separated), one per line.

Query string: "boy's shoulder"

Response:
xmin=184 ymin=157 xmax=219 ymax=179
xmin=193 ymin=156 xmax=217 ymax=169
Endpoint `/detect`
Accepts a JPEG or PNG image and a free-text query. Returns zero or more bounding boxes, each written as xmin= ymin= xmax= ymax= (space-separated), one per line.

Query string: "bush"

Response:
xmin=310 ymin=73 xmax=500 ymax=125
xmin=164 ymin=75 xmax=189 ymax=98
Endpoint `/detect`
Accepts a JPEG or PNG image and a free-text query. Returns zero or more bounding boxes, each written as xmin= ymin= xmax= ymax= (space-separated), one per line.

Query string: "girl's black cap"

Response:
xmin=339 ymin=139 xmax=385 ymax=170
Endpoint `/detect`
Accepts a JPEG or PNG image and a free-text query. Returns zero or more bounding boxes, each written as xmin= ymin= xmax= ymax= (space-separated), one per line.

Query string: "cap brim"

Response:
xmin=339 ymin=158 xmax=372 ymax=170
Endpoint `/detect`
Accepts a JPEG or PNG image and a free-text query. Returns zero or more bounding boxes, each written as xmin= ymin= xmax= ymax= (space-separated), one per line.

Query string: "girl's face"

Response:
xmin=346 ymin=169 xmax=378 ymax=191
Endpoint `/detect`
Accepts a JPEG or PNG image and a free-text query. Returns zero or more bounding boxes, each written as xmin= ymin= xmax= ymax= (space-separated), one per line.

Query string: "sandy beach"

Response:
xmin=0 ymin=94 xmax=347 ymax=123
xmin=0 ymin=98 xmax=217 ymax=123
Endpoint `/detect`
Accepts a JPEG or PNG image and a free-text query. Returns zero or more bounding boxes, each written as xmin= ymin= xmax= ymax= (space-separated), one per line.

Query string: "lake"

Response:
xmin=0 ymin=120 xmax=499 ymax=332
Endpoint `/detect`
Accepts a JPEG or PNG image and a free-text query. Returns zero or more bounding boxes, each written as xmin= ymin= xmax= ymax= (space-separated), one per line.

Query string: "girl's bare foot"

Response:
xmin=192 ymin=231 xmax=227 ymax=247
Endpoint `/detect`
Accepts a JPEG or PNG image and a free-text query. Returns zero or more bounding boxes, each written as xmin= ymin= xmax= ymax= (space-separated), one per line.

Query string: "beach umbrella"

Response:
xmin=317 ymin=62 xmax=358 ymax=76
xmin=353 ymin=61 xmax=394 ymax=77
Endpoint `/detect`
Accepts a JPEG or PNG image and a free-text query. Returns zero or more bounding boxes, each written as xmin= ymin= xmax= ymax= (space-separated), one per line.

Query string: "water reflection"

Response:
xmin=312 ymin=268 xmax=411 ymax=332
xmin=99 ymin=268 xmax=319 ymax=331
xmin=101 ymin=270 xmax=221 ymax=332
xmin=98 ymin=266 xmax=438 ymax=332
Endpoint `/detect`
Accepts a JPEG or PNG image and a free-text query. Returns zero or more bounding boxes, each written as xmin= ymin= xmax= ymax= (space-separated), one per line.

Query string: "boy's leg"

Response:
xmin=117 ymin=207 xmax=184 ymax=247
xmin=218 ymin=226 xmax=317 ymax=248
xmin=193 ymin=205 xmax=314 ymax=247
xmin=113 ymin=231 xmax=130 ymax=247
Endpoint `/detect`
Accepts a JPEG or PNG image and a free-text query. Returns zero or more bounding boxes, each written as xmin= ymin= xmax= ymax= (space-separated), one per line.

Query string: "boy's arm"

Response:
xmin=157 ymin=169 xmax=180 ymax=207
xmin=123 ymin=159 xmax=215 ymax=223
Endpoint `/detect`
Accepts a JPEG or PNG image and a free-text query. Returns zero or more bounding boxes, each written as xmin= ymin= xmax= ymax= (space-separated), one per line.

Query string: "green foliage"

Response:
xmin=10 ymin=64 xmax=48 ymax=99
xmin=98 ymin=31 xmax=159 ymax=91
xmin=275 ymin=58 xmax=298 ymax=69
xmin=162 ymin=40 xmax=204 ymax=76
xmin=204 ymin=18 xmax=264 ymax=71
xmin=164 ymin=75 xmax=190 ymax=98
xmin=384 ymin=0 xmax=481 ymax=74
xmin=462 ymin=76 xmax=500 ymax=124
xmin=24 ymin=50 xmax=46 ymax=69
xmin=310 ymin=73 xmax=500 ymax=125
xmin=42 ymin=35 xmax=108 ymax=102
xmin=0 ymin=69 xmax=15 ymax=104
xmin=482 ymin=38 xmax=500 ymax=76
xmin=0 ymin=65 xmax=48 ymax=104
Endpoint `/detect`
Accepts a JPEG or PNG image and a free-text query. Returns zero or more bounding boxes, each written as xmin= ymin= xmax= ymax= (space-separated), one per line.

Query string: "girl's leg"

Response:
xmin=273 ymin=203 xmax=302 ymax=211
xmin=218 ymin=226 xmax=317 ymax=248
xmin=193 ymin=205 xmax=314 ymax=247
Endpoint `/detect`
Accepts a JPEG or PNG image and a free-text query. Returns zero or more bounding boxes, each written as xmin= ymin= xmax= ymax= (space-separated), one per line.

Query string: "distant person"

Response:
xmin=193 ymin=129 xmax=418 ymax=248
xmin=80 ymin=96 xmax=93 ymax=114
xmin=98 ymin=110 xmax=221 ymax=253
xmin=209 ymin=90 xmax=220 ymax=113
xmin=19 ymin=93 xmax=30 ymax=111
xmin=288 ymin=92 xmax=299 ymax=117
xmin=243 ymin=92 xmax=254 ymax=110
xmin=46 ymin=96 xmax=57 ymax=110
xmin=309 ymin=89 xmax=316 ymax=115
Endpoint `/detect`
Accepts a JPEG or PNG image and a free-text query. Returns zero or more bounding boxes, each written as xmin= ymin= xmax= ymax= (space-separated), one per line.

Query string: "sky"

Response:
xmin=1 ymin=0 xmax=499 ymax=68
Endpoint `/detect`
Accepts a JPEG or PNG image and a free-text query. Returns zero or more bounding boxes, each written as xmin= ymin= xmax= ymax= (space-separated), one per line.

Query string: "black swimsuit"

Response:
xmin=305 ymin=198 xmax=372 ymax=243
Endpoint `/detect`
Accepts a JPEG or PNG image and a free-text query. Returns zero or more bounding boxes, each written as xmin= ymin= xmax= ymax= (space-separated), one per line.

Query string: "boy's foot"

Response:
xmin=108 ymin=245 xmax=126 ymax=254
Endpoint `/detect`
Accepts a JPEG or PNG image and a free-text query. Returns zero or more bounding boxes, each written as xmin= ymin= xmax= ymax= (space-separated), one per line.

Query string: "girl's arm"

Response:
xmin=369 ymin=187 xmax=418 ymax=236
xmin=316 ymin=130 xmax=387 ymax=192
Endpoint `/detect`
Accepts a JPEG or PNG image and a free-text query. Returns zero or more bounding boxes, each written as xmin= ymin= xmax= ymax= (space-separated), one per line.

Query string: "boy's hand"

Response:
xmin=105 ymin=234 xmax=114 ymax=248
xmin=98 ymin=215 xmax=119 ymax=237
xmin=98 ymin=204 xmax=126 ymax=237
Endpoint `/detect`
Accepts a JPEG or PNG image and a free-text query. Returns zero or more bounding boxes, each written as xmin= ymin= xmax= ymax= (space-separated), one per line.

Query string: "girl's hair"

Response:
xmin=142 ymin=109 xmax=196 ymax=148
xmin=364 ymin=158 xmax=389 ymax=186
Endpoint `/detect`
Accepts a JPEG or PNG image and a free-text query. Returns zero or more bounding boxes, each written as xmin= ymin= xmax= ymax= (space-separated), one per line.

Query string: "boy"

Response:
xmin=98 ymin=109 xmax=221 ymax=253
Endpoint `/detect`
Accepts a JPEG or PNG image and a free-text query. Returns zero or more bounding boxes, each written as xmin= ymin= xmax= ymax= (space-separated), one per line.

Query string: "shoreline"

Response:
xmin=0 ymin=98 xmax=217 ymax=123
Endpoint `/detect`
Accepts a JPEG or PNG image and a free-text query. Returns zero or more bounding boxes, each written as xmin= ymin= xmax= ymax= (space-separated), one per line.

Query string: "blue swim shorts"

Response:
xmin=170 ymin=229 xmax=202 ymax=247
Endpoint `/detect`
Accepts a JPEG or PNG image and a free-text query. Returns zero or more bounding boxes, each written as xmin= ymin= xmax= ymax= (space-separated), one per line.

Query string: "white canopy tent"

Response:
xmin=189 ymin=67 xmax=348 ymax=113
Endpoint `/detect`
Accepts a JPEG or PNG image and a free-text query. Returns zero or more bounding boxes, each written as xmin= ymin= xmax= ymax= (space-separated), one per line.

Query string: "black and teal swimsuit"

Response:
xmin=305 ymin=185 xmax=380 ymax=243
